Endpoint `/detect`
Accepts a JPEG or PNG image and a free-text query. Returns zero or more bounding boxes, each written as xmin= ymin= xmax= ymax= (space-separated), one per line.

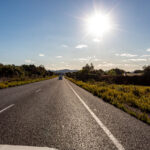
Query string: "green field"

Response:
xmin=0 ymin=75 xmax=57 ymax=89
xmin=67 ymin=77 xmax=150 ymax=124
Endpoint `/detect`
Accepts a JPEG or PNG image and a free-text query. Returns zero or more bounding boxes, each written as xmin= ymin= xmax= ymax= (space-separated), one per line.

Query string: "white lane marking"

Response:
xmin=0 ymin=104 xmax=15 ymax=114
xmin=65 ymin=79 xmax=125 ymax=150
xmin=36 ymin=89 xmax=41 ymax=93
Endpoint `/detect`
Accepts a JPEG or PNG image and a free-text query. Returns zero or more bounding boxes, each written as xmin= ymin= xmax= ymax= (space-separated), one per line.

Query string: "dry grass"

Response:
xmin=66 ymin=77 xmax=150 ymax=125
xmin=0 ymin=75 xmax=57 ymax=89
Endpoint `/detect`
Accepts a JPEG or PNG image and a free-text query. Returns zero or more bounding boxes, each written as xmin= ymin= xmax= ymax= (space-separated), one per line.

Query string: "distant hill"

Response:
xmin=52 ymin=69 xmax=78 ymax=74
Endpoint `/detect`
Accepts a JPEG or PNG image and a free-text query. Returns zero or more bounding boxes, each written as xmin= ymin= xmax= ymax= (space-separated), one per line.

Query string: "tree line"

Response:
xmin=66 ymin=63 xmax=150 ymax=85
xmin=0 ymin=63 xmax=54 ymax=79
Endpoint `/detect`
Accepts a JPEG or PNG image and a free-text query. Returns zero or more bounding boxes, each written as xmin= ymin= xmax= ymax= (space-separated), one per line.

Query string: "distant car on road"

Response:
xmin=59 ymin=75 xmax=63 ymax=80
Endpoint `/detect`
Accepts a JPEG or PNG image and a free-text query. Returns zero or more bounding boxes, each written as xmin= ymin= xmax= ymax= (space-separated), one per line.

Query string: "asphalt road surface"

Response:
xmin=0 ymin=77 xmax=149 ymax=150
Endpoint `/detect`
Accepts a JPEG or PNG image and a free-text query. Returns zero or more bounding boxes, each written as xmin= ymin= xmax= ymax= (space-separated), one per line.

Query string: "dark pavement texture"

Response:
xmin=0 ymin=78 xmax=149 ymax=150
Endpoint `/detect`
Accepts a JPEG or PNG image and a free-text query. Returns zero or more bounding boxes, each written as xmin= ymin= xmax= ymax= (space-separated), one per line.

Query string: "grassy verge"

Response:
xmin=66 ymin=77 xmax=150 ymax=125
xmin=0 ymin=75 xmax=57 ymax=89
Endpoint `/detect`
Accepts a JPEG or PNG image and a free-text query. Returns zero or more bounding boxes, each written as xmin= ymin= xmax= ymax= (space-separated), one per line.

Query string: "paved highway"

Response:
xmin=0 ymin=77 xmax=149 ymax=150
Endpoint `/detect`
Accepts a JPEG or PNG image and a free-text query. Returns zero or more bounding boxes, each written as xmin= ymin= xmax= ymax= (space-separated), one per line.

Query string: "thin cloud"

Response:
xmin=146 ymin=48 xmax=150 ymax=52
xmin=92 ymin=56 xmax=101 ymax=61
xmin=141 ymin=54 xmax=150 ymax=57
xmin=93 ymin=58 xmax=100 ymax=61
xmin=128 ymin=58 xmax=147 ymax=62
xmin=74 ymin=57 xmax=90 ymax=62
xmin=98 ymin=62 xmax=116 ymax=67
xmin=97 ymin=62 xmax=139 ymax=70
xmin=74 ymin=56 xmax=100 ymax=62
xmin=78 ymin=58 xmax=89 ymax=61
xmin=65 ymin=64 xmax=70 ymax=67
xmin=75 ymin=44 xmax=88 ymax=49
xmin=115 ymin=53 xmax=137 ymax=57
xmin=56 ymin=56 xmax=62 ymax=58
xmin=2 ymin=62 xmax=10 ymax=64
xmin=25 ymin=59 xmax=35 ymax=63
xmin=39 ymin=53 xmax=45 ymax=57
xmin=77 ymin=57 xmax=91 ymax=61
xmin=93 ymin=38 xmax=101 ymax=42
xmin=61 ymin=44 xmax=68 ymax=48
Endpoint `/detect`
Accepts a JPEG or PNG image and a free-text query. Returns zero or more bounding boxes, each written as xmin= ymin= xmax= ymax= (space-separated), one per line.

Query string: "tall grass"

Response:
xmin=0 ymin=75 xmax=57 ymax=89
xmin=66 ymin=77 xmax=150 ymax=125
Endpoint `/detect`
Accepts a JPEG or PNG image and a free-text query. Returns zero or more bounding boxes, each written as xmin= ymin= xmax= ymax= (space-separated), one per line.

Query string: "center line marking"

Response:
xmin=65 ymin=79 xmax=125 ymax=150
xmin=0 ymin=104 xmax=15 ymax=114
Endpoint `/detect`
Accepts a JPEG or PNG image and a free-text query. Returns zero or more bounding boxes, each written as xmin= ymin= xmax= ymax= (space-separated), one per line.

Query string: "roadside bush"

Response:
xmin=66 ymin=77 xmax=150 ymax=125
xmin=0 ymin=75 xmax=57 ymax=89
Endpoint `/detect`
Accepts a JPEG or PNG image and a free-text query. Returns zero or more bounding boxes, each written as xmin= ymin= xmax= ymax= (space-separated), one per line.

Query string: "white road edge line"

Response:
xmin=65 ymin=79 xmax=125 ymax=150
xmin=0 ymin=104 xmax=15 ymax=114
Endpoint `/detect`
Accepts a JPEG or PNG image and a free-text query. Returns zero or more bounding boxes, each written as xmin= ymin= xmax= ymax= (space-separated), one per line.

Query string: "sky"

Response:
xmin=0 ymin=0 xmax=150 ymax=71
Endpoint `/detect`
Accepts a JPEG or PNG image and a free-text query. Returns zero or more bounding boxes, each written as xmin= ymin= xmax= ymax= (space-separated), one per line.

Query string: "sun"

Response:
xmin=86 ymin=12 xmax=112 ymax=37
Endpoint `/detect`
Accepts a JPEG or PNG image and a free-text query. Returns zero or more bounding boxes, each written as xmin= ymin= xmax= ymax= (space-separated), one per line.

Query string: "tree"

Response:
xmin=143 ymin=66 xmax=150 ymax=76
xmin=82 ymin=63 xmax=94 ymax=72
xmin=107 ymin=68 xmax=125 ymax=76
xmin=134 ymin=70 xmax=143 ymax=73
xmin=0 ymin=63 xmax=54 ymax=79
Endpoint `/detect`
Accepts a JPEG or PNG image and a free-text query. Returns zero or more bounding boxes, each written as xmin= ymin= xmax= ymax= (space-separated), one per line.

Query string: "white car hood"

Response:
xmin=0 ymin=145 xmax=58 ymax=150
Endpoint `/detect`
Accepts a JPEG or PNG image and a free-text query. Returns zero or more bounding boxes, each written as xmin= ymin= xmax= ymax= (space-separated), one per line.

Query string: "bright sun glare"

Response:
xmin=86 ymin=13 xmax=112 ymax=37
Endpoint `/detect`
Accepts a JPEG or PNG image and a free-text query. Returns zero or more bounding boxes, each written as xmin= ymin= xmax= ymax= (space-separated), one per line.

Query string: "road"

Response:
xmin=0 ymin=77 xmax=149 ymax=150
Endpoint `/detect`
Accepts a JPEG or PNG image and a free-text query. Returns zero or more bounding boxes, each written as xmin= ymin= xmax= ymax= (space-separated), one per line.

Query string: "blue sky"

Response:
xmin=0 ymin=0 xmax=150 ymax=71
